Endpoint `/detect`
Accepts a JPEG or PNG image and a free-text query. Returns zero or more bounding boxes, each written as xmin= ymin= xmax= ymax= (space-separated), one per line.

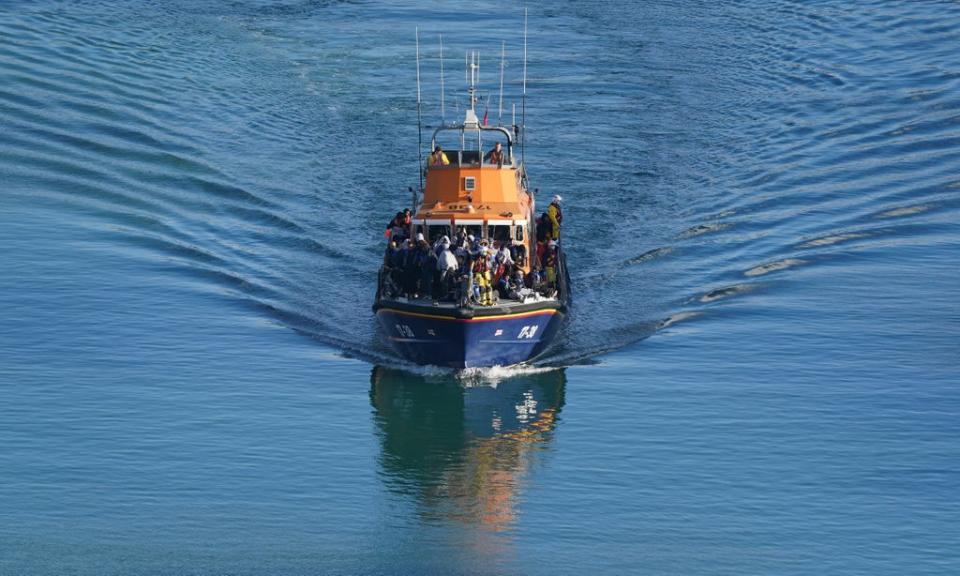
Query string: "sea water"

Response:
xmin=1 ymin=1 xmax=958 ymax=574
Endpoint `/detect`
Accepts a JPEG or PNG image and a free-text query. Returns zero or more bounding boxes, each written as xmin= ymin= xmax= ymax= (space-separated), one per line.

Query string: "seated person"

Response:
xmin=428 ymin=145 xmax=450 ymax=166
xmin=484 ymin=142 xmax=505 ymax=166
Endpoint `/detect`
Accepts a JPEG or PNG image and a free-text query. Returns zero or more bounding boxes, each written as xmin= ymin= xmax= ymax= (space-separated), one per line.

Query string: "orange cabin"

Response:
xmin=412 ymin=121 xmax=535 ymax=270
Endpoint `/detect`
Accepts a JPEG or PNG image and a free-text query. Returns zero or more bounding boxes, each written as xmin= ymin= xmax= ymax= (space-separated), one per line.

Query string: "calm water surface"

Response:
xmin=1 ymin=1 xmax=959 ymax=574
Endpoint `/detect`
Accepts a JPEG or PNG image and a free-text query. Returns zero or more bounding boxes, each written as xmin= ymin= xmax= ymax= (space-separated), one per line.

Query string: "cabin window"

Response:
xmin=427 ymin=225 xmax=450 ymax=241
xmin=456 ymin=223 xmax=482 ymax=240
xmin=488 ymin=225 xmax=512 ymax=246
xmin=515 ymin=226 xmax=524 ymax=242
xmin=464 ymin=177 xmax=476 ymax=192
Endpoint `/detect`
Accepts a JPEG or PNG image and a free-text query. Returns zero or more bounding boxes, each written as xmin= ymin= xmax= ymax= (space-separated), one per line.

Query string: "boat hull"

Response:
xmin=375 ymin=304 xmax=565 ymax=368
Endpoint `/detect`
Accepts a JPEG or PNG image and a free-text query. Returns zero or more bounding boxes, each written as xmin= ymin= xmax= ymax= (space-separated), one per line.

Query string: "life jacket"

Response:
xmin=473 ymin=256 xmax=489 ymax=274
xmin=550 ymin=202 xmax=563 ymax=225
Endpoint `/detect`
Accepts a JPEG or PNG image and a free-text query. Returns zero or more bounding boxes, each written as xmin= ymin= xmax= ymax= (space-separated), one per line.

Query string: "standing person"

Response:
xmin=535 ymin=212 xmax=550 ymax=265
xmin=472 ymin=246 xmax=494 ymax=306
xmin=382 ymin=240 xmax=401 ymax=298
xmin=417 ymin=238 xmax=435 ymax=299
xmin=437 ymin=241 xmax=459 ymax=300
xmin=385 ymin=211 xmax=406 ymax=243
xmin=547 ymin=195 xmax=563 ymax=240
xmin=484 ymin=141 xmax=505 ymax=166
xmin=543 ymin=240 xmax=558 ymax=290
xmin=400 ymin=239 xmax=416 ymax=297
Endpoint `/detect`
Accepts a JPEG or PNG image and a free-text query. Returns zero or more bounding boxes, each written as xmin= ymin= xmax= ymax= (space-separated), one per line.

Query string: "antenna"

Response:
xmin=522 ymin=8 xmax=528 ymax=164
xmin=467 ymin=50 xmax=479 ymax=111
xmin=439 ymin=34 xmax=445 ymax=124
xmin=415 ymin=28 xmax=424 ymax=199
xmin=498 ymin=41 xmax=505 ymax=125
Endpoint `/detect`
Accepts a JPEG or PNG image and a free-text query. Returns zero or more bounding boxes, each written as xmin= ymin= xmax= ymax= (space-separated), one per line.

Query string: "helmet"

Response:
xmin=552 ymin=194 xmax=563 ymax=203
xmin=467 ymin=234 xmax=475 ymax=242
xmin=416 ymin=232 xmax=425 ymax=242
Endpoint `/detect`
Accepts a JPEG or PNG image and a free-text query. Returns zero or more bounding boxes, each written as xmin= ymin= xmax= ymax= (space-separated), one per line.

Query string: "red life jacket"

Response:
xmin=473 ymin=256 xmax=489 ymax=274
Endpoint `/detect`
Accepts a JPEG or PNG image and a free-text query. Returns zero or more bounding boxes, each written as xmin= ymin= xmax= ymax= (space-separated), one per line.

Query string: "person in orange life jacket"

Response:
xmin=544 ymin=240 xmax=558 ymax=286
xmin=547 ymin=195 xmax=563 ymax=240
xmin=535 ymin=212 xmax=550 ymax=264
xmin=484 ymin=141 xmax=505 ymax=166
xmin=428 ymin=145 xmax=449 ymax=166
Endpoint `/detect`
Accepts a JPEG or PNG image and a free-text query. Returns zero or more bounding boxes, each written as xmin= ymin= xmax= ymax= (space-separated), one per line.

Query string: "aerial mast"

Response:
xmin=439 ymin=34 xmax=445 ymax=124
xmin=498 ymin=41 xmax=505 ymax=125
xmin=415 ymin=28 xmax=423 ymax=201
xmin=521 ymin=8 xmax=528 ymax=164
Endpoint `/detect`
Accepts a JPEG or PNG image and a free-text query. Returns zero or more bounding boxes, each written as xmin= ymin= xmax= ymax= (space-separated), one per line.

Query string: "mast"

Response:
xmin=415 ymin=28 xmax=423 ymax=201
xmin=521 ymin=8 xmax=528 ymax=165
xmin=498 ymin=41 xmax=505 ymax=125
xmin=439 ymin=34 xmax=445 ymax=124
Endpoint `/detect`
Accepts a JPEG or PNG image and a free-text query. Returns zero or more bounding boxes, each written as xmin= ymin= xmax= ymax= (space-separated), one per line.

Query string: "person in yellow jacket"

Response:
xmin=428 ymin=145 xmax=450 ymax=166
xmin=544 ymin=240 xmax=558 ymax=286
xmin=472 ymin=246 xmax=494 ymax=305
xmin=547 ymin=195 xmax=563 ymax=240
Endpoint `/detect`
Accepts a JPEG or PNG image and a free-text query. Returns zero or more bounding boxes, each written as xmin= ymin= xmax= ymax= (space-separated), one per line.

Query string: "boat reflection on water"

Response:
xmin=369 ymin=367 xmax=566 ymax=532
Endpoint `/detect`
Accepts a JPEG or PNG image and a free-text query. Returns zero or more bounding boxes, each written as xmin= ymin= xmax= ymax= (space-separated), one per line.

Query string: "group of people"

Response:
xmin=380 ymin=195 xmax=564 ymax=306
xmin=381 ymin=227 xmax=560 ymax=306
xmin=426 ymin=141 xmax=508 ymax=168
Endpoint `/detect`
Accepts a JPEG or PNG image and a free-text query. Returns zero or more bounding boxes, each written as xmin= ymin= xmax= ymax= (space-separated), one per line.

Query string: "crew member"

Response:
xmin=544 ymin=240 xmax=558 ymax=288
xmin=547 ymin=195 xmax=563 ymax=240
xmin=485 ymin=142 xmax=505 ymax=166
xmin=428 ymin=145 xmax=450 ymax=166
xmin=473 ymin=246 xmax=494 ymax=306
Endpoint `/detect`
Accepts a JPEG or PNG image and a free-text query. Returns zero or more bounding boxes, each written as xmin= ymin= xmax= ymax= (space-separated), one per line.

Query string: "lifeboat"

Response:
xmin=372 ymin=50 xmax=570 ymax=368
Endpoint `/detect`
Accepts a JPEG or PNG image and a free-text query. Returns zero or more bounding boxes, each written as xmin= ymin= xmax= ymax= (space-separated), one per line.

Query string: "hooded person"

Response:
xmin=437 ymin=242 xmax=459 ymax=299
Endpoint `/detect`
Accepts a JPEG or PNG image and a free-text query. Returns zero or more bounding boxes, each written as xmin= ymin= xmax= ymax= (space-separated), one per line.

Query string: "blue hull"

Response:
xmin=375 ymin=305 xmax=565 ymax=368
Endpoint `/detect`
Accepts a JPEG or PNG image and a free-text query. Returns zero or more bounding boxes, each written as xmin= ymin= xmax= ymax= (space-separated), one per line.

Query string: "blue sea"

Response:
xmin=2 ymin=1 xmax=959 ymax=574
